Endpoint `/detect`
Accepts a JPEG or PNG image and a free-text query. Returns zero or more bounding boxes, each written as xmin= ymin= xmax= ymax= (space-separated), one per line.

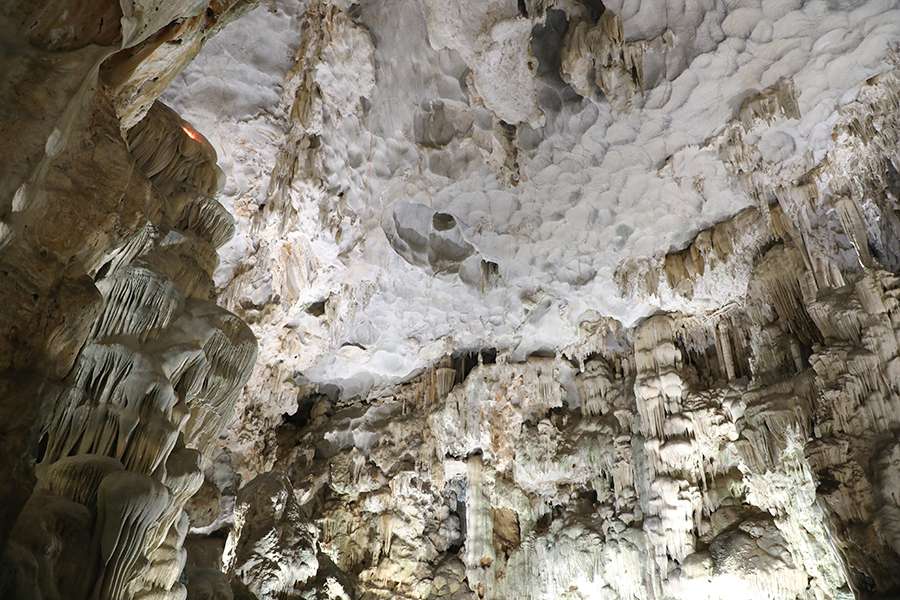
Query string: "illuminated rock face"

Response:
xmin=252 ymin=249 xmax=900 ymax=599
xmin=163 ymin=0 xmax=900 ymax=483
xmin=0 ymin=2 xmax=256 ymax=598
xmin=2 ymin=1 xmax=900 ymax=600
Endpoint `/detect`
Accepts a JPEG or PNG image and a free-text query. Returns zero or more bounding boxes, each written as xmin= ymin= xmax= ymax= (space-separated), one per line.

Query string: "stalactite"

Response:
xmin=2 ymin=2 xmax=900 ymax=600
xmin=4 ymin=93 xmax=255 ymax=600
xmin=93 ymin=472 xmax=171 ymax=600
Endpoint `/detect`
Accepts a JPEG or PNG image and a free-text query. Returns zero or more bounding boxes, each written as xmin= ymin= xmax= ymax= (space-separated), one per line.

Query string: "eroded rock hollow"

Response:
xmin=2 ymin=1 xmax=900 ymax=599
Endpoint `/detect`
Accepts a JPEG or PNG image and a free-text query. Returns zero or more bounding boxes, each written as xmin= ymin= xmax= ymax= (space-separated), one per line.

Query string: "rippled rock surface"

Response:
xmin=2 ymin=1 xmax=900 ymax=599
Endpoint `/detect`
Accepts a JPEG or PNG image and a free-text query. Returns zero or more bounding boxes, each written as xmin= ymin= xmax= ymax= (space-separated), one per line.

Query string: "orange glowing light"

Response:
xmin=181 ymin=124 xmax=200 ymax=141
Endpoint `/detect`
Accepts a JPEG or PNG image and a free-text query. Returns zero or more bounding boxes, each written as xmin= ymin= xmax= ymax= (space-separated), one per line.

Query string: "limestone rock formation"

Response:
xmin=0 ymin=1 xmax=256 ymax=598
xmin=3 ymin=1 xmax=900 ymax=600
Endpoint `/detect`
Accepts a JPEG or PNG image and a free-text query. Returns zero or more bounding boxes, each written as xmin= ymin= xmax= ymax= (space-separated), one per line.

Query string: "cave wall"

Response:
xmin=165 ymin=0 xmax=900 ymax=489
xmin=239 ymin=211 xmax=900 ymax=599
xmin=212 ymin=30 xmax=900 ymax=598
xmin=0 ymin=1 xmax=258 ymax=598
xmin=1 ymin=1 xmax=900 ymax=600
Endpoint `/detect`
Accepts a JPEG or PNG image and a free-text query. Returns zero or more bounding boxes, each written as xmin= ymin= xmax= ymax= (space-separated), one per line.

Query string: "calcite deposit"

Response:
xmin=0 ymin=1 xmax=256 ymax=598
xmin=2 ymin=1 xmax=900 ymax=599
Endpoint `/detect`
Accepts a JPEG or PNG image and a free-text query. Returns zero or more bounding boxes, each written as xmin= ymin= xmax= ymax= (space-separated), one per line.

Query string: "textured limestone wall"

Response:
xmin=0 ymin=2 xmax=257 ymax=598
xmin=221 ymin=196 xmax=900 ymax=599
xmin=159 ymin=0 xmax=900 ymax=486
xmin=2 ymin=1 xmax=900 ymax=599
xmin=207 ymin=59 xmax=900 ymax=597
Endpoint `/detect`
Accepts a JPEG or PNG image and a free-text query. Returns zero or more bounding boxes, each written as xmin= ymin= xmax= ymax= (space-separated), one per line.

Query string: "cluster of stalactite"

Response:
xmin=1 ymin=1 xmax=899 ymax=599
xmin=223 ymin=200 xmax=900 ymax=599
xmin=213 ymin=59 xmax=900 ymax=595
xmin=0 ymin=2 xmax=256 ymax=599
xmin=180 ymin=200 xmax=896 ymax=600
